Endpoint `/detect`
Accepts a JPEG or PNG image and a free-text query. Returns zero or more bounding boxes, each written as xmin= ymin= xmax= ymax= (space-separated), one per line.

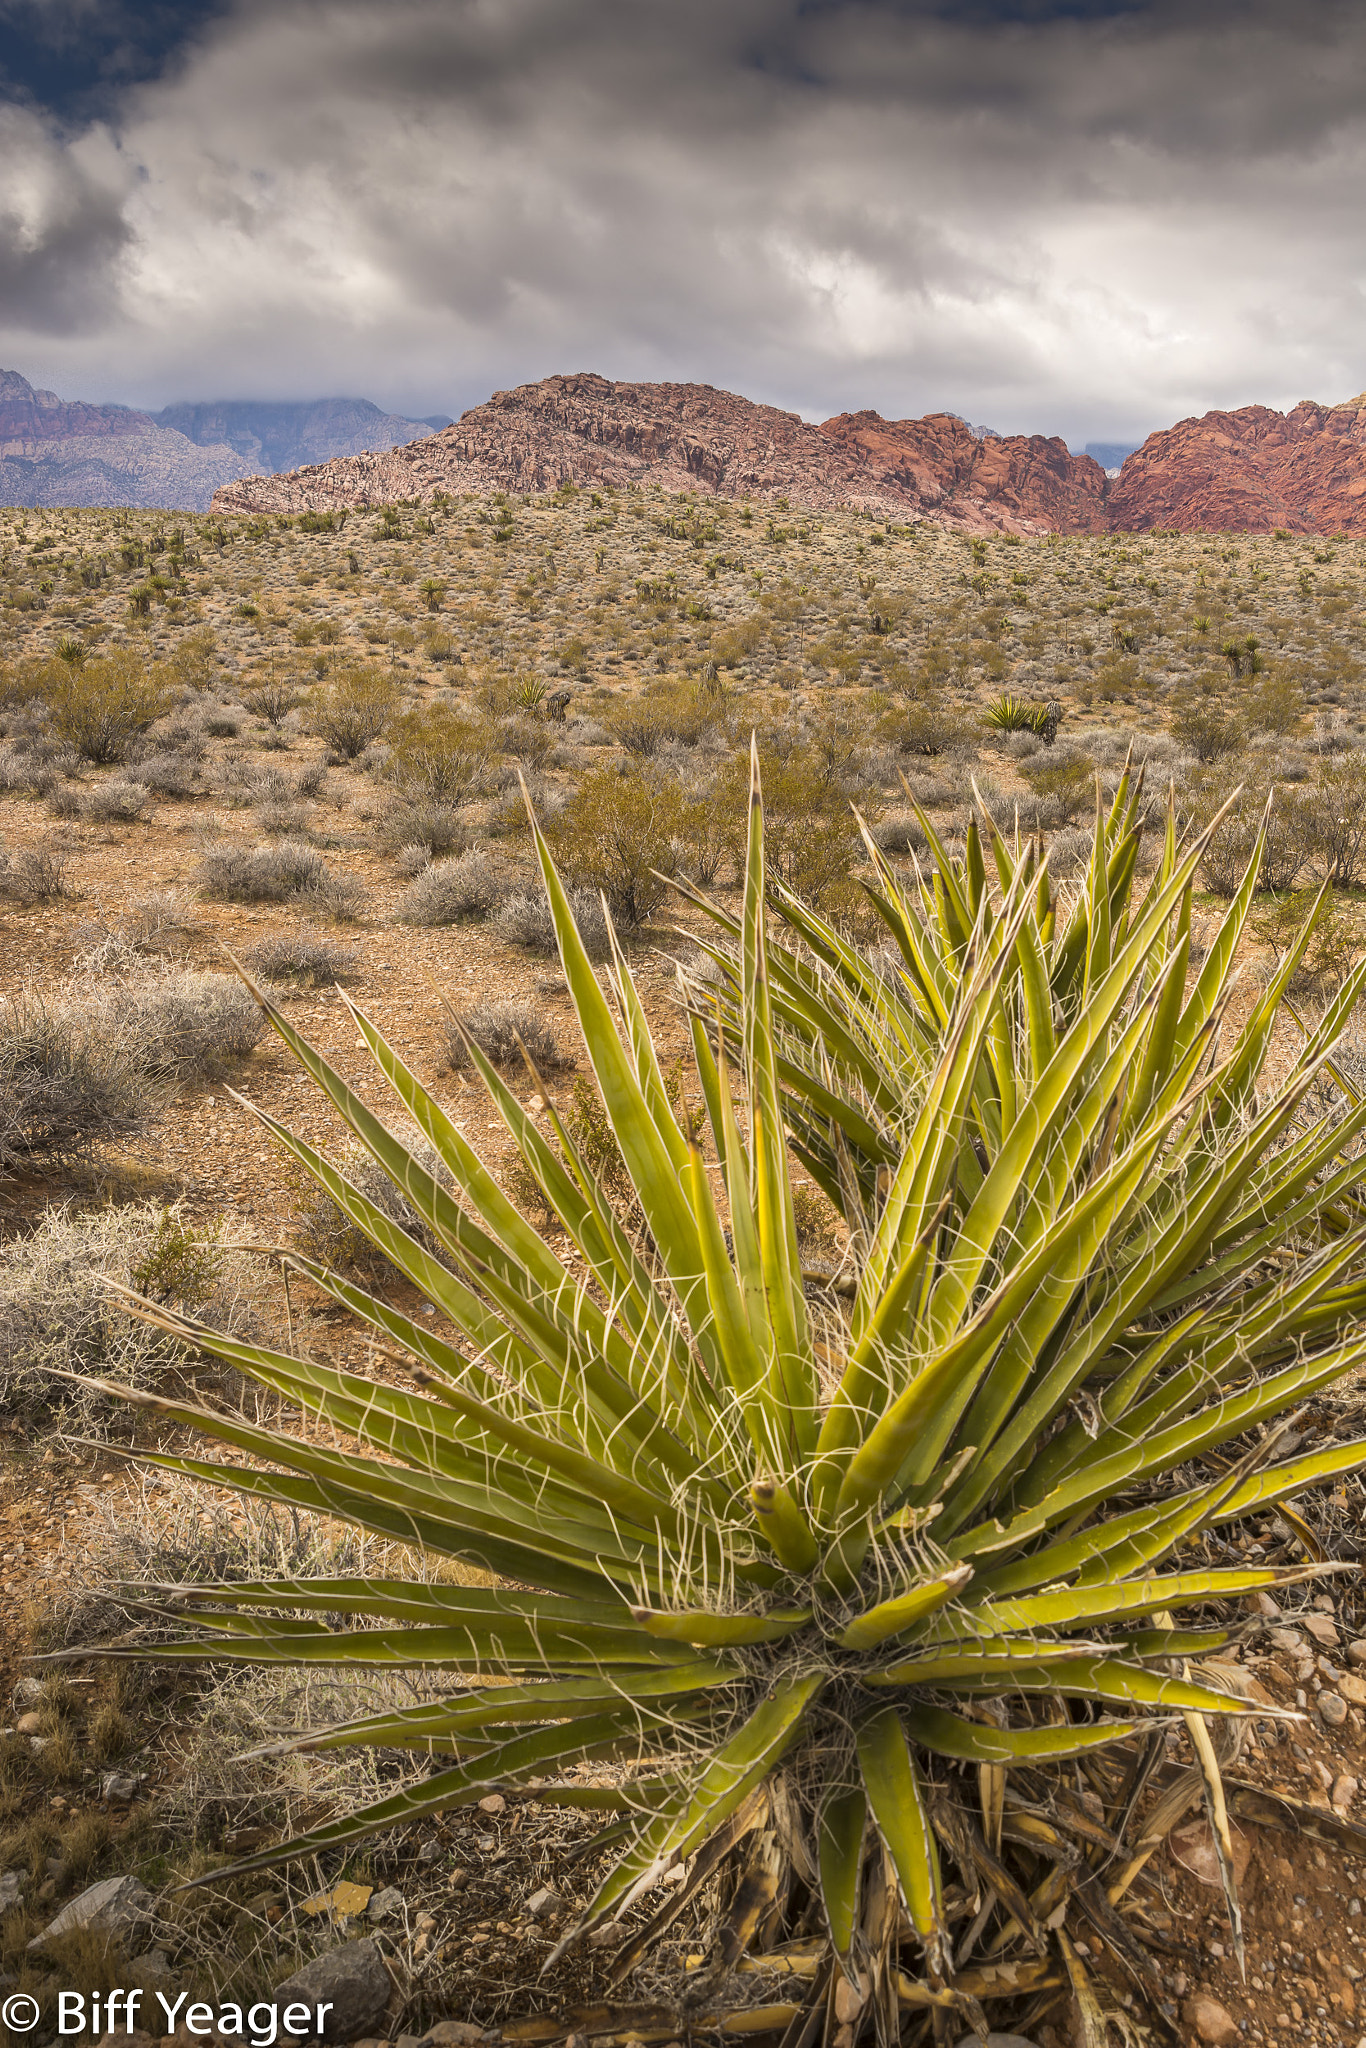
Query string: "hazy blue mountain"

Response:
xmin=152 ymin=397 xmax=438 ymax=477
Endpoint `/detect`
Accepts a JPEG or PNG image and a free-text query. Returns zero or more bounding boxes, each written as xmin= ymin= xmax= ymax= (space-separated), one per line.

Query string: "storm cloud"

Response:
xmin=3 ymin=0 xmax=1366 ymax=444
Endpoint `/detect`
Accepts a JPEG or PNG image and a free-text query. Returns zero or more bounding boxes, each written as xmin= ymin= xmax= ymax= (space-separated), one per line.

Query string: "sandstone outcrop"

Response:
xmin=209 ymin=372 xmax=1109 ymax=533
xmin=1106 ymin=395 xmax=1366 ymax=534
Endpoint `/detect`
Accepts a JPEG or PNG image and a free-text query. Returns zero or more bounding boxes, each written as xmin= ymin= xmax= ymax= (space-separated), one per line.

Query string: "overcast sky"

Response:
xmin=1 ymin=0 xmax=1364 ymax=446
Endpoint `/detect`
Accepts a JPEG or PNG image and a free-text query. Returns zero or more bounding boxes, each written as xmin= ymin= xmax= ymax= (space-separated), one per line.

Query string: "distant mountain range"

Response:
xmin=211 ymin=372 xmax=1366 ymax=536
xmin=0 ymin=370 xmax=449 ymax=511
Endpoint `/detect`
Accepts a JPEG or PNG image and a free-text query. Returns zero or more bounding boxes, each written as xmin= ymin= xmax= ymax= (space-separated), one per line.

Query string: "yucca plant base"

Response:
xmin=94 ymin=757 xmax=1366 ymax=2043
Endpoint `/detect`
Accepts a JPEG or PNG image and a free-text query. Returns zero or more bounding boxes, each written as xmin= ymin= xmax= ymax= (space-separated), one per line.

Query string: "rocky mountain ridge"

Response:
xmin=210 ymin=373 xmax=1366 ymax=536
xmin=209 ymin=372 xmax=1109 ymax=533
xmin=0 ymin=372 xmax=441 ymax=512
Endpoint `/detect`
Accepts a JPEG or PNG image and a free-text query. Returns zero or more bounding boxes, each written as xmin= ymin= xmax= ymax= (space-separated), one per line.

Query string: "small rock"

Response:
xmin=129 ymin=1948 xmax=173 ymax=1984
xmin=1169 ymin=1820 xmax=1251 ymax=1888
xmin=1267 ymin=1627 xmax=1303 ymax=1653
xmin=1346 ymin=1640 xmax=1366 ymax=1667
xmin=476 ymin=1793 xmax=506 ymax=1815
xmin=101 ymin=1773 xmax=139 ymax=1804
xmin=15 ymin=1712 xmax=43 ymax=1736
xmin=1334 ymin=1776 xmax=1360 ymax=1809
xmin=366 ymin=1886 xmax=405 ymax=1923
xmin=475 ymin=1835 xmax=496 ymax=1853
xmin=950 ymin=2036 xmax=1040 ymax=2048
xmin=1341 ymin=1672 xmax=1366 ymax=1706
xmin=271 ymin=1938 xmax=393 ymax=2042
xmin=1305 ymin=1613 xmax=1341 ymax=1647
xmin=1320 ymin=1691 xmax=1349 ymax=1726
xmin=586 ymin=1923 xmax=626 ymax=1948
xmin=1180 ymin=1994 xmax=1238 ymax=2045
xmin=415 ymin=1841 xmax=443 ymax=1866
xmin=834 ymin=1980 xmax=864 ymax=2025
xmin=396 ymin=2033 xmax=430 ymax=2048
xmin=426 ymin=2027 xmax=487 ymax=2047
xmin=28 ymin=1874 xmax=157 ymax=1950
xmin=0 ymin=1871 xmax=21 ymax=1911
xmin=1251 ymin=1591 xmax=1282 ymax=1618
xmin=525 ymin=1885 xmax=564 ymax=1920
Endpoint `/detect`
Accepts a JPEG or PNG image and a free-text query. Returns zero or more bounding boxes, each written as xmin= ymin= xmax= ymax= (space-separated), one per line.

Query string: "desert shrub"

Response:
xmin=245 ymin=929 xmax=358 ymax=987
xmin=0 ymin=1204 xmax=266 ymax=1430
xmin=374 ymin=797 xmax=467 ymax=859
xmin=290 ymin=1136 xmax=456 ymax=1284
xmin=870 ymin=810 xmax=929 ymax=856
xmin=303 ymin=664 xmax=401 ymax=758
xmin=493 ymin=885 xmax=611 ymax=959
xmin=1251 ymin=890 xmax=1357 ymax=993
xmin=607 ymin=681 xmax=727 ymax=756
xmin=1243 ymin=668 xmax=1305 ymax=736
xmin=195 ymin=839 xmax=325 ymax=903
xmin=713 ymin=745 xmax=857 ymax=901
xmin=384 ymin=702 xmax=493 ymax=797
xmin=0 ymin=839 xmax=70 ymax=903
xmin=1196 ymin=782 xmax=1311 ymax=899
xmin=672 ymin=788 xmax=731 ymax=885
xmin=113 ymin=888 xmax=196 ymax=954
xmin=125 ymin=752 xmax=198 ymax=798
xmin=163 ymin=626 xmax=217 ymax=692
xmin=81 ymin=778 xmax=149 ymax=823
xmin=242 ymin=676 xmax=299 ymax=726
xmin=547 ymin=764 xmax=684 ymax=925
xmin=395 ymin=847 xmax=504 ymax=925
xmin=44 ymin=649 xmax=175 ymax=765
xmin=72 ymin=943 xmax=266 ymax=1080
xmin=884 ymin=697 xmax=979 ymax=758
xmin=1170 ymin=686 xmax=1238 ymax=763
xmin=444 ymin=999 xmax=565 ymax=1072
xmin=1047 ymin=823 xmax=1093 ymax=877
xmin=1302 ymin=753 xmax=1366 ymax=886
xmin=0 ymin=993 xmax=151 ymax=1168
xmin=1020 ymin=748 xmax=1094 ymax=825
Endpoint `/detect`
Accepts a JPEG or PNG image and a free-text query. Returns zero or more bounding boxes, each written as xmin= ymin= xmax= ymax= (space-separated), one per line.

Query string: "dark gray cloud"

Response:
xmin=2 ymin=0 xmax=1365 ymax=444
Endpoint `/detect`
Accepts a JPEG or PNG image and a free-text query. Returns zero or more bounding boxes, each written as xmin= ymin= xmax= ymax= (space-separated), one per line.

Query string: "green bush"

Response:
xmin=384 ymin=703 xmax=493 ymax=798
xmin=1303 ymin=752 xmax=1366 ymax=886
xmin=45 ymin=649 xmax=174 ymax=764
xmin=303 ymin=664 xmax=400 ymax=758
xmin=548 ymin=764 xmax=684 ymax=925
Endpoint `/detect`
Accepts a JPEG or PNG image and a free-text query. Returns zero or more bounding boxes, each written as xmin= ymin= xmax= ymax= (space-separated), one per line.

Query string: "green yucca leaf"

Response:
xmin=97 ymin=763 xmax=1366 ymax=2034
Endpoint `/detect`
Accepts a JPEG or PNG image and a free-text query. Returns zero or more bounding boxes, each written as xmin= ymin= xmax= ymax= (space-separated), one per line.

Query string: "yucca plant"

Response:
xmin=92 ymin=754 xmax=1366 ymax=2042
xmin=981 ymin=692 xmax=1041 ymax=733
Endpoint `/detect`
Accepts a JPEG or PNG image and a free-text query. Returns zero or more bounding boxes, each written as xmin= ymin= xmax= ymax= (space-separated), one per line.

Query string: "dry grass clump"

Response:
xmin=244 ymin=927 xmax=358 ymax=987
xmin=79 ymin=777 xmax=150 ymax=823
xmin=195 ymin=838 xmax=363 ymax=917
xmin=0 ymin=1203 xmax=271 ymax=1430
xmin=492 ymin=883 xmax=611 ymax=958
xmin=394 ymin=846 xmax=505 ymax=925
xmin=444 ymin=998 xmax=565 ymax=1071
xmin=71 ymin=936 xmax=266 ymax=1079
xmin=0 ymin=991 xmax=151 ymax=1169
xmin=375 ymin=795 xmax=468 ymax=859
xmin=0 ymin=837 xmax=70 ymax=903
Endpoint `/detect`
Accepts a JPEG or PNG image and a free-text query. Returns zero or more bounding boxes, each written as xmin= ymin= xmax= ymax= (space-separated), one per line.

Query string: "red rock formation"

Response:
xmin=210 ymin=372 xmax=1109 ymax=533
xmin=0 ymin=369 xmax=156 ymax=443
xmin=1106 ymin=396 xmax=1366 ymax=534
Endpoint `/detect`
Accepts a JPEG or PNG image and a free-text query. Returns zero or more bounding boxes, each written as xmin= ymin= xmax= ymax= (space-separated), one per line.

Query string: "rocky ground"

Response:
xmin=3 ymin=497 xmax=1366 ymax=2046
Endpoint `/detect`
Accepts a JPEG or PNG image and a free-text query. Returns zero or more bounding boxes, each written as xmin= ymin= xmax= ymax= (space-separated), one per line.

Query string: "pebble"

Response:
xmin=476 ymin=1793 xmax=506 ymax=1815
xmin=1320 ymin=1691 xmax=1349 ymax=1726
xmin=1181 ymin=1994 xmax=1239 ymax=2045
xmin=1334 ymin=1775 xmax=1360 ymax=1809
xmin=0 ymin=1870 xmax=21 ymax=1910
xmin=525 ymin=1885 xmax=564 ymax=1919
xmin=366 ymin=1885 xmax=405 ymax=1923
xmin=1346 ymin=1640 xmax=1366 ymax=1667
xmin=15 ymin=1711 xmax=43 ymax=1736
xmin=415 ymin=1841 xmax=443 ymax=1866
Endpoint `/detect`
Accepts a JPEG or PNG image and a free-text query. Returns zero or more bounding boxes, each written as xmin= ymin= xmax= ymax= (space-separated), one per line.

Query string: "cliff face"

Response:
xmin=209 ymin=372 xmax=1110 ymax=532
xmin=1106 ymin=397 xmax=1366 ymax=534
